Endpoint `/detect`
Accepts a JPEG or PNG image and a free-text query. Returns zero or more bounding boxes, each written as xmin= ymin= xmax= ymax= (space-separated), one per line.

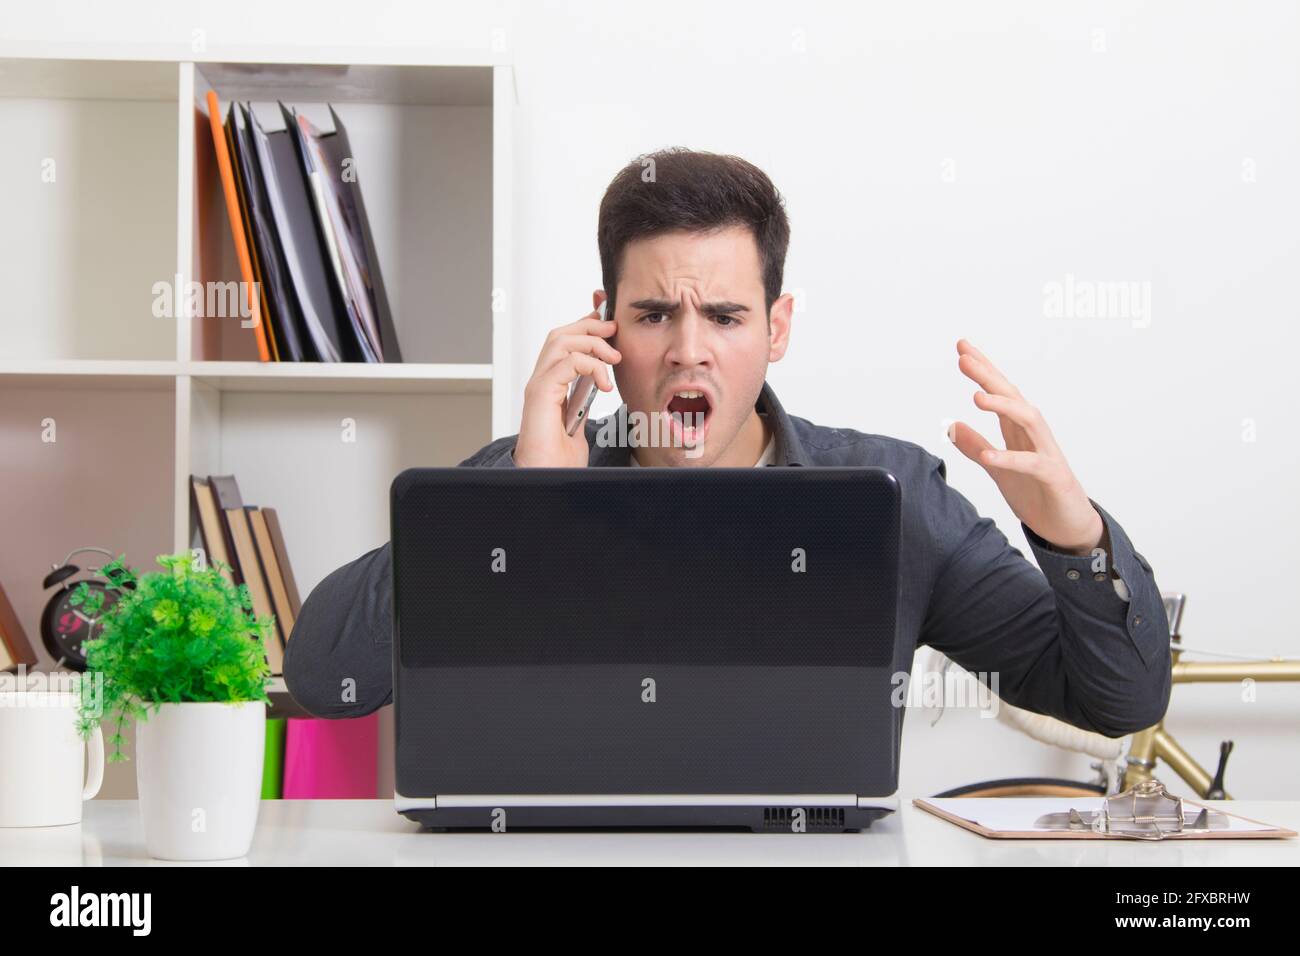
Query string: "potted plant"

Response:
xmin=74 ymin=552 xmax=273 ymax=861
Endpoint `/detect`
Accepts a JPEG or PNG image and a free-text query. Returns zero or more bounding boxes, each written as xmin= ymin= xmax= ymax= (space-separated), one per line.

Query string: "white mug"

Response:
xmin=0 ymin=691 xmax=104 ymax=827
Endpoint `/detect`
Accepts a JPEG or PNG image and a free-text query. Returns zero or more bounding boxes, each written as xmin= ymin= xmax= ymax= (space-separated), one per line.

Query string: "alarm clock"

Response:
xmin=40 ymin=547 xmax=134 ymax=671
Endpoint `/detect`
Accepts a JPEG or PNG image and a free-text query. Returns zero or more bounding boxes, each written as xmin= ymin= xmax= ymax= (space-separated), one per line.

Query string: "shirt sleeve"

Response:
xmin=282 ymin=436 xmax=520 ymax=718
xmin=917 ymin=453 xmax=1172 ymax=738
xmin=282 ymin=540 xmax=394 ymax=719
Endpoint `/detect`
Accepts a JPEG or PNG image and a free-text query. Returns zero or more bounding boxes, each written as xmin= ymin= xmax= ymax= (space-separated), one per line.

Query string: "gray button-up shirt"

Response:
xmin=284 ymin=380 xmax=1172 ymax=737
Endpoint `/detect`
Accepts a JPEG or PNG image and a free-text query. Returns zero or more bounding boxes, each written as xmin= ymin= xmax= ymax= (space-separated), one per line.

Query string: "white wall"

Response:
xmin=6 ymin=0 xmax=1296 ymax=798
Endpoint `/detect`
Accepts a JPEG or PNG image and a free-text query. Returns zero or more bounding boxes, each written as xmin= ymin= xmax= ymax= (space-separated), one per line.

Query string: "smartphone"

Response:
xmin=563 ymin=300 xmax=611 ymax=436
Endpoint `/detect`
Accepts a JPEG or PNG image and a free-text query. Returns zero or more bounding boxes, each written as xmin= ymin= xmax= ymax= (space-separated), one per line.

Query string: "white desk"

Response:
xmin=4 ymin=799 xmax=1298 ymax=866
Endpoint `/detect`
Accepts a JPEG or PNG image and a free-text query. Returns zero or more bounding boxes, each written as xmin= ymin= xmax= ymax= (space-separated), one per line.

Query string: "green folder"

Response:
xmin=261 ymin=717 xmax=286 ymax=799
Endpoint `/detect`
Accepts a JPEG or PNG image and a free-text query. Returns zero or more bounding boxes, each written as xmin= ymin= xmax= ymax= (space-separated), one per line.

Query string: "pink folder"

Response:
xmin=282 ymin=714 xmax=379 ymax=798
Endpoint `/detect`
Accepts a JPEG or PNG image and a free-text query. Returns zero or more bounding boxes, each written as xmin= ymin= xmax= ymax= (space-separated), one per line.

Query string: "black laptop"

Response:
xmin=390 ymin=466 xmax=903 ymax=832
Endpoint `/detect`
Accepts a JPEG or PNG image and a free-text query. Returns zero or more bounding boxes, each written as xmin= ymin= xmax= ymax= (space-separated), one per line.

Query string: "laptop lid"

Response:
xmin=391 ymin=466 xmax=902 ymax=803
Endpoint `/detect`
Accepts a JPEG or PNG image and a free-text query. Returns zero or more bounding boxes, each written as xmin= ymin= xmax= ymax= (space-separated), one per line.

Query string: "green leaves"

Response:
xmin=75 ymin=552 xmax=273 ymax=761
xmin=150 ymin=599 xmax=182 ymax=629
xmin=69 ymin=581 xmax=107 ymax=617
xmin=188 ymin=606 xmax=217 ymax=635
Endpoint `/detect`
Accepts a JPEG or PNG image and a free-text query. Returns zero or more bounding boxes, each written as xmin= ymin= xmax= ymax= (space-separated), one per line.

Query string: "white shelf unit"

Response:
xmin=0 ymin=46 xmax=515 ymax=798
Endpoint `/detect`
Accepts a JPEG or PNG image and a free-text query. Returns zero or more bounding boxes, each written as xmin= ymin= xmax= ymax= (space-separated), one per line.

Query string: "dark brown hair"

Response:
xmin=597 ymin=148 xmax=790 ymax=322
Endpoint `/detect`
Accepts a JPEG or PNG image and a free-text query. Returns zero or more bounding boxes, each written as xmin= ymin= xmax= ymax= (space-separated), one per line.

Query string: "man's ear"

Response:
xmin=767 ymin=292 xmax=794 ymax=362
xmin=593 ymin=289 xmax=608 ymax=314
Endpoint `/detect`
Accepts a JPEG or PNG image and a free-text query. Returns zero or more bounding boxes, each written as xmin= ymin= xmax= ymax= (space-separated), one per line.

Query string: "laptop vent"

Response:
xmin=761 ymin=807 xmax=846 ymax=831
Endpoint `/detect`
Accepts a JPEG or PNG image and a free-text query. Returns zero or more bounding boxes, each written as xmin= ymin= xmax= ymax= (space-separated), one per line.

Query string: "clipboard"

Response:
xmin=914 ymin=786 xmax=1296 ymax=840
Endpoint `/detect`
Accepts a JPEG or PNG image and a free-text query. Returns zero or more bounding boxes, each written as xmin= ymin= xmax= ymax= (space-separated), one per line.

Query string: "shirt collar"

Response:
xmin=759 ymin=380 xmax=808 ymax=466
xmin=586 ymin=380 xmax=807 ymax=467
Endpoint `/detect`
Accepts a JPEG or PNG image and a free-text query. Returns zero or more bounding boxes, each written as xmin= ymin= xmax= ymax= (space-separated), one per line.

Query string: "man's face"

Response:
xmin=604 ymin=225 xmax=792 ymax=466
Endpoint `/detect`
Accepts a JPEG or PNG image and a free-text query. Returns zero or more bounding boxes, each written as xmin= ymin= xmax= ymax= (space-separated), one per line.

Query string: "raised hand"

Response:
xmin=946 ymin=339 xmax=1105 ymax=555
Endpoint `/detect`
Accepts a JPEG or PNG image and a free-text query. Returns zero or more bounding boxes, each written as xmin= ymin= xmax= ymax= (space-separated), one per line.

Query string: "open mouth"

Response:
xmin=664 ymin=388 xmax=713 ymax=447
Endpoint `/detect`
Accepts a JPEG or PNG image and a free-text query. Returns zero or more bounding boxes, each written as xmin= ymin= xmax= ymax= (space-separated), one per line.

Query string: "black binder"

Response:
xmin=228 ymin=102 xmax=312 ymax=362
xmin=246 ymin=104 xmax=353 ymax=362
xmin=283 ymin=103 xmax=403 ymax=363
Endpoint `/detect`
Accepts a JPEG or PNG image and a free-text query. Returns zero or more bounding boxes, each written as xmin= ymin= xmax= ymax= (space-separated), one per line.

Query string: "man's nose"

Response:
xmin=666 ymin=310 xmax=710 ymax=366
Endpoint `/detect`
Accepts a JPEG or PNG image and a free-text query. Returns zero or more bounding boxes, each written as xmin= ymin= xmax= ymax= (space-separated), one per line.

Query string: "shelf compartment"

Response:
xmin=188 ymin=63 xmax=493 ymax=366
xmin=0 ymin=381 xmax=176 ymax=667
xmin=0 ymin=57 xmax=178 ymax=361
xmin=184 ymin=385 xmax=491 ymax=596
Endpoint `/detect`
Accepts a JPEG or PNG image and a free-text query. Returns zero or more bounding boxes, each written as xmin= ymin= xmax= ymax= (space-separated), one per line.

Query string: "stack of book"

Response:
xmin=189 ymin=475 xmax=300 ymax=675
xmin=206 ymin=91 xmax=404 ymax=363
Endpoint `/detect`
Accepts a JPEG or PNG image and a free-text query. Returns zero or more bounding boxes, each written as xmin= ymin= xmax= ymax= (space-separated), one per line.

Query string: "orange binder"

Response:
xmin=206 ymin=89 xmax=272 ymax=362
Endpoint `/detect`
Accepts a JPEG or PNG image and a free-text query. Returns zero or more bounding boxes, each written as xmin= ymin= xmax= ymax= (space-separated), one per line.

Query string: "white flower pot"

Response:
xmin=135 ymin=701 xmax=265 ymax=861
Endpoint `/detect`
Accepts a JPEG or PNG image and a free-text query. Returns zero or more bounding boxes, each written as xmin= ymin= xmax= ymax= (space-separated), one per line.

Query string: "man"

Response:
xmin=283 ymin=148 xmax=1171 ymax=739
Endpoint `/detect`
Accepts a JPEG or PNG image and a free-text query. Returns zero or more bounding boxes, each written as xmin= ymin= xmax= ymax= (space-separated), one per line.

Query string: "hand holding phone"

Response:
xmin=512 ymin=299 xmax=620 ymax=468
xmin=563 ymin=300 xmax=612 ymax=436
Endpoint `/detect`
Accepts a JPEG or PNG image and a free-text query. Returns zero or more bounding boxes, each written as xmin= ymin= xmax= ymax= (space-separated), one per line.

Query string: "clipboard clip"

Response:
xmin=1033 ymin=779 xmax=1230 ymax=840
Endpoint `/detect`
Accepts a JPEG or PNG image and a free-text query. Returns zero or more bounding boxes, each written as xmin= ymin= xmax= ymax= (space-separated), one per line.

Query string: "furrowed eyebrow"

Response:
xmin=627 ymin=298 xmax=750 ymax=315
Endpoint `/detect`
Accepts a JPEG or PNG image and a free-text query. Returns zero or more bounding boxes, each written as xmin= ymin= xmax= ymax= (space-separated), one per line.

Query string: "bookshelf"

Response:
xmin=0 ymin=44 xmax=515 ymax=799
